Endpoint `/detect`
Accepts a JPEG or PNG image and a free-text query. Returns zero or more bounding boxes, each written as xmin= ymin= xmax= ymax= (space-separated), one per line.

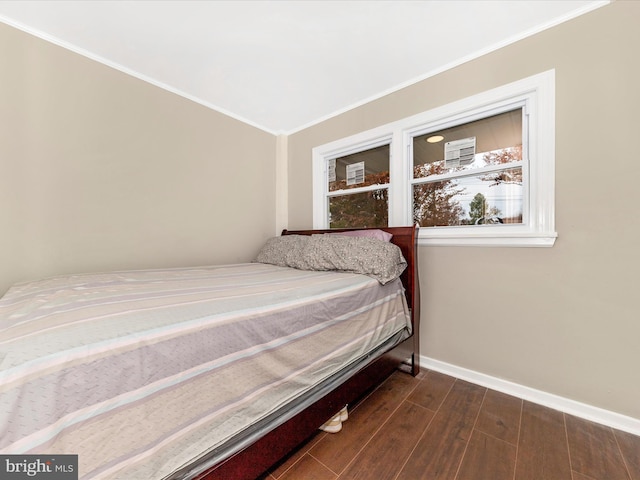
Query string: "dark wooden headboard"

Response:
xmin=281 ymin=226 xmax=420 ymax=363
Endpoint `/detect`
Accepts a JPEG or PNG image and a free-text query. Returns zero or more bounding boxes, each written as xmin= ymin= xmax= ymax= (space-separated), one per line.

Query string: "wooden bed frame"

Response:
xmin=195 ymin=226 xmax=420 ymax=480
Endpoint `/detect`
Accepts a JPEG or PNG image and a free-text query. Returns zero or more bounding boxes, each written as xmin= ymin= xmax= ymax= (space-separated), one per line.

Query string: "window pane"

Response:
xmin=413 ymin=167 xmax=523 ymax=227
xmin=413 ymin=109 xmax=522 ymax=179
xmin=329 ymin=189 xmax=388 ymax=228
xmin=329 ymin=144 xmax=389 ymax=192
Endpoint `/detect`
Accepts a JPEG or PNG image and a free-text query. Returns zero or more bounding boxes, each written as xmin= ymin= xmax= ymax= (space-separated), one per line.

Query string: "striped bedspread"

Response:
xmin=0 ymin=263 xmax=410 ymax=479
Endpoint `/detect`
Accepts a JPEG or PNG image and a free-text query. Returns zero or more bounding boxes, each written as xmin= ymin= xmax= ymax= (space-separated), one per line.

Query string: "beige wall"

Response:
xmin=0 ymin=23 xmax=277 ymax=295
xmin=288 ymin=1 xmax=640 ymax=420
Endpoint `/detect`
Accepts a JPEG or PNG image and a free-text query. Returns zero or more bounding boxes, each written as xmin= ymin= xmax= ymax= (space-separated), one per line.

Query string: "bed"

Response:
xmin=0 ymin=226 xmax=420 ymax=480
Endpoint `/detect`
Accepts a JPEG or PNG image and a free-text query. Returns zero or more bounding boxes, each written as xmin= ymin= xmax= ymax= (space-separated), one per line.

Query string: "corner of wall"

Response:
xmin=275 ymin=134 xmax=289 ymax=235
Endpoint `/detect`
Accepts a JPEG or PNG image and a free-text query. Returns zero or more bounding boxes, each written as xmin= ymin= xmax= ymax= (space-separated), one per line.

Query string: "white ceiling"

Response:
xmin=0 ymin=0 xmax=608 ymax=134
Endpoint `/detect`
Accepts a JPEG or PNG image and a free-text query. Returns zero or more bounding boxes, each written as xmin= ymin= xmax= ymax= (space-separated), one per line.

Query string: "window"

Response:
xmin=411 ymin=108 xmax=524 ymax=228
xmin=328 ymin=143 xmax=390 ymax=229
xmin=312 ymin=70 xmax=557 ymax=247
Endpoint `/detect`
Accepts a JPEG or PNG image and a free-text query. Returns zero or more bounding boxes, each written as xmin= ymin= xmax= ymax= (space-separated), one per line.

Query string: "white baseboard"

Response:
xmin=420 ymin=355 xmax=640 ymax=437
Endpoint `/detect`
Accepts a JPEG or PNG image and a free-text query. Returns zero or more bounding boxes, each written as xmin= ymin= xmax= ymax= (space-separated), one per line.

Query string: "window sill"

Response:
xmin=418 ymin=231 xmax=557 ymax=247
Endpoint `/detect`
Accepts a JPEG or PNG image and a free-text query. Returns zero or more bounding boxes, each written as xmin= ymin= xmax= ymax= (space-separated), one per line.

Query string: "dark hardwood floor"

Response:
xmin=260 ymin=369 xmax=640 ymax=480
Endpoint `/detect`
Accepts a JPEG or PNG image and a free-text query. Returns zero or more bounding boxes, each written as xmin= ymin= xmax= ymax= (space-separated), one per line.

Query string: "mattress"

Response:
xmin=0 ymin=262 xmax=411 ymax=479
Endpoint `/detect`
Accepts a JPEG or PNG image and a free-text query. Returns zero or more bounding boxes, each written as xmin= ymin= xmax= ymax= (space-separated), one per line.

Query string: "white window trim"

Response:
xmin=312 ymin=70 xmax=557 ymax=247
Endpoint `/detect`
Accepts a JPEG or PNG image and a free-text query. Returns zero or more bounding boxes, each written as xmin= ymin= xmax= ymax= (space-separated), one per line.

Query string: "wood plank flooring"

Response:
xmin=258 ymin=369 xmax=640 ymax=480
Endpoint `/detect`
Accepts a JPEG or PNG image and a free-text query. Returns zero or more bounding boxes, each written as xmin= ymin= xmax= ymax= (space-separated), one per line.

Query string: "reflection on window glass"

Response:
xmin=413 ymin=167 xmax=523 ymax=227
xmin=413 ymin=109 xmax=522 ymax=179
xmin=329 ymin=144 xmax=389 ymax=192
xmin=329 ymin=189 xmax=388 ymax=229
xmin=411 ymin=108 xmax=524 ymax=229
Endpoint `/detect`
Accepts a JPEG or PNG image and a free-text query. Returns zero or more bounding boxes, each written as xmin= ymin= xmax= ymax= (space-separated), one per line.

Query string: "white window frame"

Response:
xmin=312 ymin=70 xmax=557 ymax=247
